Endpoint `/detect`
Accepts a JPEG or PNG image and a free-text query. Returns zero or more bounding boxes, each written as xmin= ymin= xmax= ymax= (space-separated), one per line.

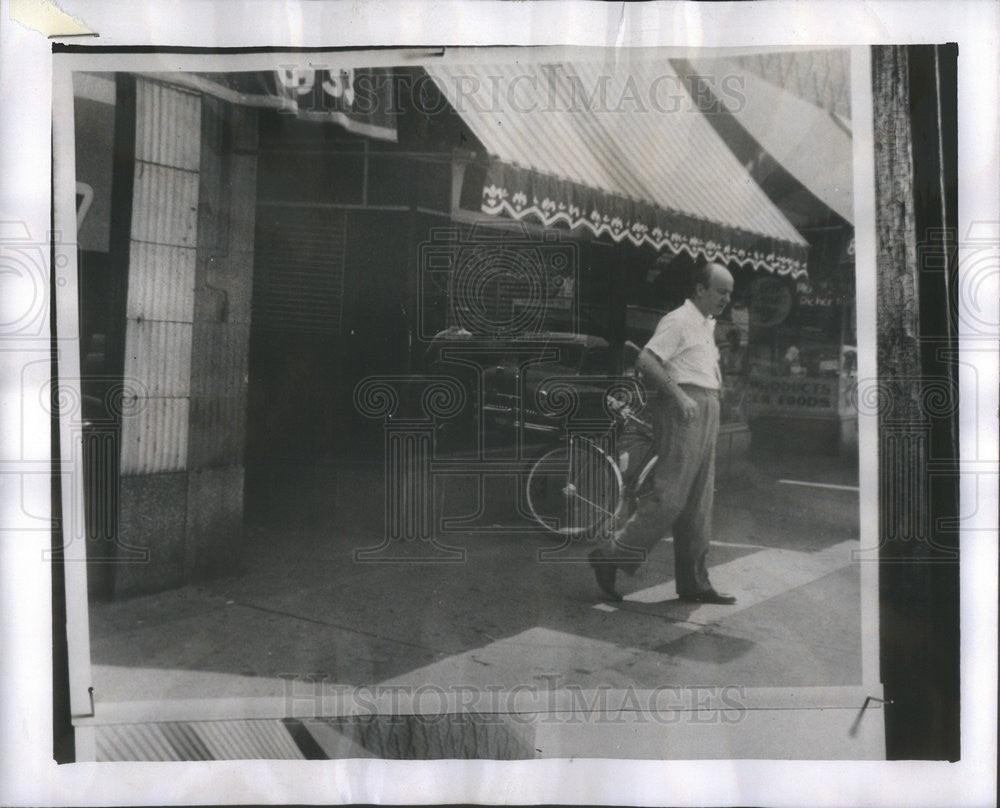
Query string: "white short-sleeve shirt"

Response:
xmin=644 ymin=299 xmax=722 ymax=389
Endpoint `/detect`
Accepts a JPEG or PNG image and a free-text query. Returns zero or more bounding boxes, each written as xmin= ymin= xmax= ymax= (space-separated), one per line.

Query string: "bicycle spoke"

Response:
xmin=563 ymin=488 xmax=614 ymax=518
xmin=526 ymin=440 xmax=622 ymax=536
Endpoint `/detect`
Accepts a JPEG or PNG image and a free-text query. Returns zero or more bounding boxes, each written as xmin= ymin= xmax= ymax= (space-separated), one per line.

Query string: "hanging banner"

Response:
xmin=192 ymin=68 xmax=398 ymax=142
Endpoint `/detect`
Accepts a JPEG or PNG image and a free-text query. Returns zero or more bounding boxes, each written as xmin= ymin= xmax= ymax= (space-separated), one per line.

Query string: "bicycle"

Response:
xmin=525 ymin=342 xmax=660 ymax=538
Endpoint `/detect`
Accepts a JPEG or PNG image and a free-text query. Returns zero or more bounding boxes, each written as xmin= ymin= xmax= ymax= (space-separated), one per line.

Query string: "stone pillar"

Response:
xmin=115 ymin=78 xmax=202 ymax=595
xmin=114 ymin=81 xmax=257 ymax=594
xmin=185 ymin=99 xmax=258 ymax=577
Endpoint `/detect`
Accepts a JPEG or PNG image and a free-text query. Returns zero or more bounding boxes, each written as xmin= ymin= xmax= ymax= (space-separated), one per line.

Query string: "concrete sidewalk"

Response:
xmin=89 ymin=453 xmax=864 ymax=705
xmin=82 ymin=452 xmax=882 ymax=760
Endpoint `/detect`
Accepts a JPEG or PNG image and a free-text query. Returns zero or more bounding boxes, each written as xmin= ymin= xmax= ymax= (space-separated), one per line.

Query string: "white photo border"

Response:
xmin=1 ymin=2 xmax=996 ymax=807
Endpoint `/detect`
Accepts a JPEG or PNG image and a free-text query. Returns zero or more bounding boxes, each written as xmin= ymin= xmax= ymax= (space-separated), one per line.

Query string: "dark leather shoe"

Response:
xmin=678 ymin=589 xmax=737 ymax=605
xmin=588 ymin=550 xmax=622 ymax=602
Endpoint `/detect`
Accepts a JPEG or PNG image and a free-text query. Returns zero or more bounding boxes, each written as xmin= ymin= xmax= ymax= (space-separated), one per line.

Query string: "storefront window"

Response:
xmin=746 ymin=269 xmax=858 ymax=425
xmin=717 ymin=315 xmax=750 ymax=427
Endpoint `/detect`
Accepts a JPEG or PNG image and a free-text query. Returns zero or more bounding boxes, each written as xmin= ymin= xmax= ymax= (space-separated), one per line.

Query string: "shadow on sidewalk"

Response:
xmin=89 ymin=455 xmax=861 ymax=699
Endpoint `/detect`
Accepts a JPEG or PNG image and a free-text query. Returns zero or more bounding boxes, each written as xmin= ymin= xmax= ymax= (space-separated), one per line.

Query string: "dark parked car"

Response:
xmin=423 ymin=329 xmax=624 ymax=454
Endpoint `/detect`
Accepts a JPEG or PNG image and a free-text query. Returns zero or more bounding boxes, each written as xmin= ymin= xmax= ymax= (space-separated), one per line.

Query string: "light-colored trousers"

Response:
xmin=611 ymin=385 xmax=720 ymax=596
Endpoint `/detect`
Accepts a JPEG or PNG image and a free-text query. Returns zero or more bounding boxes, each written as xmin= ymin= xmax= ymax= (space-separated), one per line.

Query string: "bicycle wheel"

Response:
xmin=635 ymin=454 xmax=658 ymax=497
xmin=526 ymin=437 xmax=623 ymax=536
xmin=620 ymin=453 xmax=659 ymax=522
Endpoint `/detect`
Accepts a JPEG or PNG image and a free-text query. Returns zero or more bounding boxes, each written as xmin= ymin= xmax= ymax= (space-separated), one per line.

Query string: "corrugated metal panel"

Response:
xmin=197 ymin=719 xmax=304 ymax=760
xmin=135 ymin=79 xmax=202 ymax=171
xmin=126 ymin=242 xmax=197 ymax=322
xmin=120 ymin=79 xmax=202 ymax=477
xmin=120 ymin=397 xmax=189 ymax=474
xmin=95 ymin=719 xmax=305 ymax=761
xmin=252 ymin=206 xmax=346 ymax=335
xmin=131 ymin=161 xmax=200 ymax=247
xmin=310 ymin=714 xmax=534 ymax=760
xmin=97 ymin=722 xmax=179 ymax=761
xmin=122 ymin=320 xmax=193 ymax=398
xmin=424 ymin=59 xmax=806 ymax=246
xmin=689 ymin=57 xmax=854 ymax=224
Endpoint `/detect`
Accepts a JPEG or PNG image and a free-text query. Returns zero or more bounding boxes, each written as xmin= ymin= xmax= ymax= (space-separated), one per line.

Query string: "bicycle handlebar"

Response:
xmin=605 ymin=391 xmax=652 ymax=428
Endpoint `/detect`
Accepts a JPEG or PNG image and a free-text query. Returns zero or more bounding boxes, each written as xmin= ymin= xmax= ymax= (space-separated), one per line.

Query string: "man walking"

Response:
xmin=589 ymin=262 xmax=737 ymax=605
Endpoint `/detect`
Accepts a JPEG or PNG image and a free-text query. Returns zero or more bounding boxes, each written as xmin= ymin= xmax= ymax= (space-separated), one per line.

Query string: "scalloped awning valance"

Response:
xmin=425 ymin=57 xmax=810 ymax=277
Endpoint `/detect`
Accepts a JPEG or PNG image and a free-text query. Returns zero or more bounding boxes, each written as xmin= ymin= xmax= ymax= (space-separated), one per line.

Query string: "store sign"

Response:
xmin=271 ymin=67 xmax=398 ymax=140
xmin=194 ymin=68 xmax=399 ymax=141
xmin=795 ymin=269 xmax=853 ymax=307
xmin=749 ymin=375 xmax=839 ymax=416
xmin=275 ymin=67 xmax=362 ymax=107
xmin=841 ymin=234 xmax=855 ymax=263
xmin=797 ymin=293 xmax=838 ymax=307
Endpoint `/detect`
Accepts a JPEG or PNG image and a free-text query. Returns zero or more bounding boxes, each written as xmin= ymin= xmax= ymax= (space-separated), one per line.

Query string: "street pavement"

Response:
xmin=86 ymin=450 xmax=876 ymax=759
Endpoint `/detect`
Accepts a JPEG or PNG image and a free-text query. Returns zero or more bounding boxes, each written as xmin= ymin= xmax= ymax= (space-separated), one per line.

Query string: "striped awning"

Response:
xmin=687 ymin=56 xmax=854 ymax=225
xmin=425 ymin=57 xmax=810 ymax=277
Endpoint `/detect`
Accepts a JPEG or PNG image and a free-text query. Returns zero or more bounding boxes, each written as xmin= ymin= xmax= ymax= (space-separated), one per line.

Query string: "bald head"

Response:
xmin=691 ymin=263 xmax=734 ymax=317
